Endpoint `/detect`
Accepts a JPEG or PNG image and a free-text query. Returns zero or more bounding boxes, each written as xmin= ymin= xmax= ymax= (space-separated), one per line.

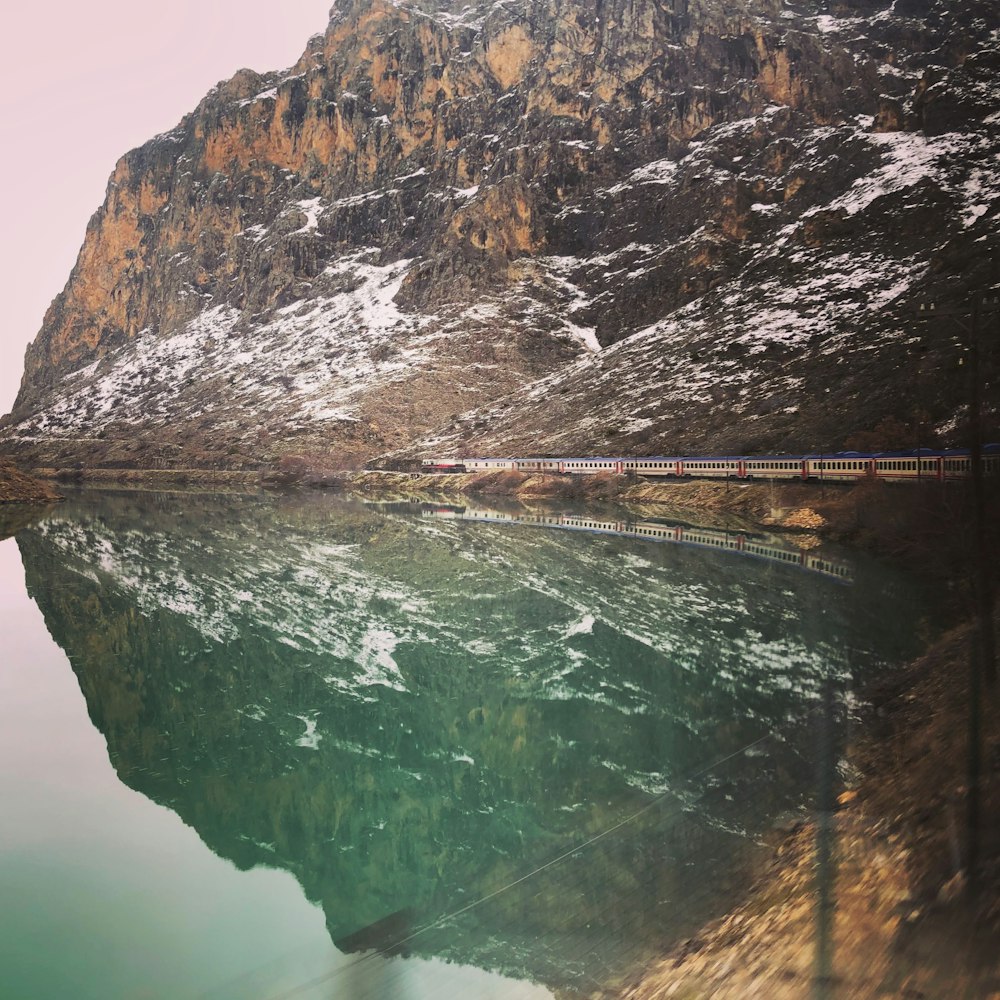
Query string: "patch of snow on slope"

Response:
xmin=239 ymin=87 xmax=278 ymax=108
xmin=357 ymin=627 xmax=408 ymax=691
xmin=809 ymin=131 xmax=971 ymax=218
xmin=296 ymin=715 xmax=322 ymax=749
xmin=543 ymin=257 xmax=602 ymax=353
xmin=291 ymin=198 xmax=325 ymax=234
xmin=962 ymin=167 xmax=1000 ymax=227
xmin=16 ymin=252 xmax=433 ymax=436
xmin=563 ymin=614 xmax=595 ymax=638
xmin=602 ymin=158 xmax=679 ymax=196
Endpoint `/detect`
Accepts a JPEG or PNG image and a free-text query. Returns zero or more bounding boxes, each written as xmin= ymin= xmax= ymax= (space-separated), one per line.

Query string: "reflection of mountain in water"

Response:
xmin=18 ymin=491 xmax=923 ymax=991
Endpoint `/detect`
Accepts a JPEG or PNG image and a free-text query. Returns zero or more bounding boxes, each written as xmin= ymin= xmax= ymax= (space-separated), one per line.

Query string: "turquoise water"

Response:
xmin=0 ymin=490 xmax=927 ymax=998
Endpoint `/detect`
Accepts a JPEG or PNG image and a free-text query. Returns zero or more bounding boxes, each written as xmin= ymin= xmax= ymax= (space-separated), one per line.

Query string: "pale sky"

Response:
xmin=0 ymin=1 xmax=332 ymax=416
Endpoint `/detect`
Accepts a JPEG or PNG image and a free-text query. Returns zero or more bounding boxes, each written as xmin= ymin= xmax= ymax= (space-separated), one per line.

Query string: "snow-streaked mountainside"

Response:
xmin=3 ymin=0 xmax=999 ymax=469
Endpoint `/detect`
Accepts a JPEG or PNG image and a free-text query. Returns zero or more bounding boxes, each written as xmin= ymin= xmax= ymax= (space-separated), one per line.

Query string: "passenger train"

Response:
xmin=422 ymin=445 xmax=1000 ymax=483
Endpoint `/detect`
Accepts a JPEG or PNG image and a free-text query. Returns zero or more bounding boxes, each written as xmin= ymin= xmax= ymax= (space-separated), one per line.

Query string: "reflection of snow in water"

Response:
xmin=296 ymin=714 xmax=321 ymax=750
xmin=562 ymin=614 xmax=595 ymax=639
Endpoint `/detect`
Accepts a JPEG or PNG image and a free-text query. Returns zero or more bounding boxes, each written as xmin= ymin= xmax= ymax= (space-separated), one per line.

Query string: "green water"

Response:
xmin=0 ymin=489 xmax=928 ymax=998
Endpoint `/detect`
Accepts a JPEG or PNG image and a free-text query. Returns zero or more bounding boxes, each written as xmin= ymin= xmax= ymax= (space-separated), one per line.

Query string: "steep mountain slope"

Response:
xmin=3 ymin=0 xmax=998 ymax=468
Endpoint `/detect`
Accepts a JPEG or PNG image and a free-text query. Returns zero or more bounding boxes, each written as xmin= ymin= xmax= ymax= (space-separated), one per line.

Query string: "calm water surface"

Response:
xmin=0 ymin=489 xmax=929 ymax=998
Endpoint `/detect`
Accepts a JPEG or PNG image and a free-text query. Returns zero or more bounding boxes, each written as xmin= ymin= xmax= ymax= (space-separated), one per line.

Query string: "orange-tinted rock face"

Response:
xmin=6 ymin=0 xmax=999 ymax=469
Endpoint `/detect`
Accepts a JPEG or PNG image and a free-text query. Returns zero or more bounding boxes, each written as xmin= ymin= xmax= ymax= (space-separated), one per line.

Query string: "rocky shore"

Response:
xmin=617 ymin=610 xmax=1000 ymax=1000
xmin=0 ymin=462 xmax=62 ymax=505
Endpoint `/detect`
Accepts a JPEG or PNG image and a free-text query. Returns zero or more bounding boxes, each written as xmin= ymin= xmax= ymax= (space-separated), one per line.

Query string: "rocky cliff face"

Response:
xmin=3 ymin=0 xmax=999 ymax=468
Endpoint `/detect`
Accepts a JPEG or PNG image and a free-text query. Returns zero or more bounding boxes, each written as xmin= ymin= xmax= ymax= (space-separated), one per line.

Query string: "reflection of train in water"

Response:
xmin=406 ymin=504 xmax=853 ymax=583
xmin=422 ymin=445 xmax=1000 ymax=483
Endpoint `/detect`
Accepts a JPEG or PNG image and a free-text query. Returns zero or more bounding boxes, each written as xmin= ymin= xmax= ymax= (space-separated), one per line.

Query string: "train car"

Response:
xmin=514 ymin=457 xmax=567 ymax=473
xmin=738 ymin=456 xmax=806 ymax=480
xmin=560 ymin=458 xmax=625 ymax=474
xmin=558 ymin=515 xmax=627 ymax=534
xmin=679 ymin=457 xmax=740 ymax=479
xmin=801 ymin=453 xmax=876 ymax=482
xmin=621 ymin=457 xmax=682 ymax=477
xmin=462 ymin=457 xmax=517 ymax=472
xmin=941 ymin=444 xmax=1000 ymax=479
xmin=863 ymin=450 xmax=943 ymax=482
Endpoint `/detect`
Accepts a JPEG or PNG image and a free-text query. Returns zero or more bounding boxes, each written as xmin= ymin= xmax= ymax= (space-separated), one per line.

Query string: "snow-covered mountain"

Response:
xmin=3 ymin=0 xmax=998 ymax=468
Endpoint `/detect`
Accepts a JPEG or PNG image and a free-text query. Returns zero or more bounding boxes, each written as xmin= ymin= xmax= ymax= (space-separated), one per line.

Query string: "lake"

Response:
xmin=0 ymin=488 xmax=928 ymax=998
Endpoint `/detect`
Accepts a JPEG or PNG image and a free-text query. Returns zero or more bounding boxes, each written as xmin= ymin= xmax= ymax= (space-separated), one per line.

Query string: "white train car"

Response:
xmin=559 ymin=458 xmax=625 ymax=474
xmin=857 ymin=453 xmax=935 ymax=482
xmin=515 ymin=457 xmax=568 ymax=473
xmin=802 ymin=455 xmax=874 ymax=482
xmin=679 ymin=457 xmax=742 ymax=479
xmin=621 ymin=458 xmax=682 ymax=476
xmin=740 ymin=457 xmax=806 ymax=480
xmin=462 ymin=457 xmax=517 ymax=472
xmin=940 ymin=445 xmax=1000 ymax=479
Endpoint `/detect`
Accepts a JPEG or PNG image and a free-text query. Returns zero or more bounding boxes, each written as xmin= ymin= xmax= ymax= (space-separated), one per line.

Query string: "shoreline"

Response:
xmin=344 ymin=470 xmax=841 ymax=532
xmin=0 ymin=462 xmax=63 ymax=506
xmin=10 ymin=466 xmax=842 ymax=532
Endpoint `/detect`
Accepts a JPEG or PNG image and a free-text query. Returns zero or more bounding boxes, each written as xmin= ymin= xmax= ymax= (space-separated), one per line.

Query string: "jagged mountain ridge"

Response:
xmin=3 ymin=0 xmax=999 ymax=468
